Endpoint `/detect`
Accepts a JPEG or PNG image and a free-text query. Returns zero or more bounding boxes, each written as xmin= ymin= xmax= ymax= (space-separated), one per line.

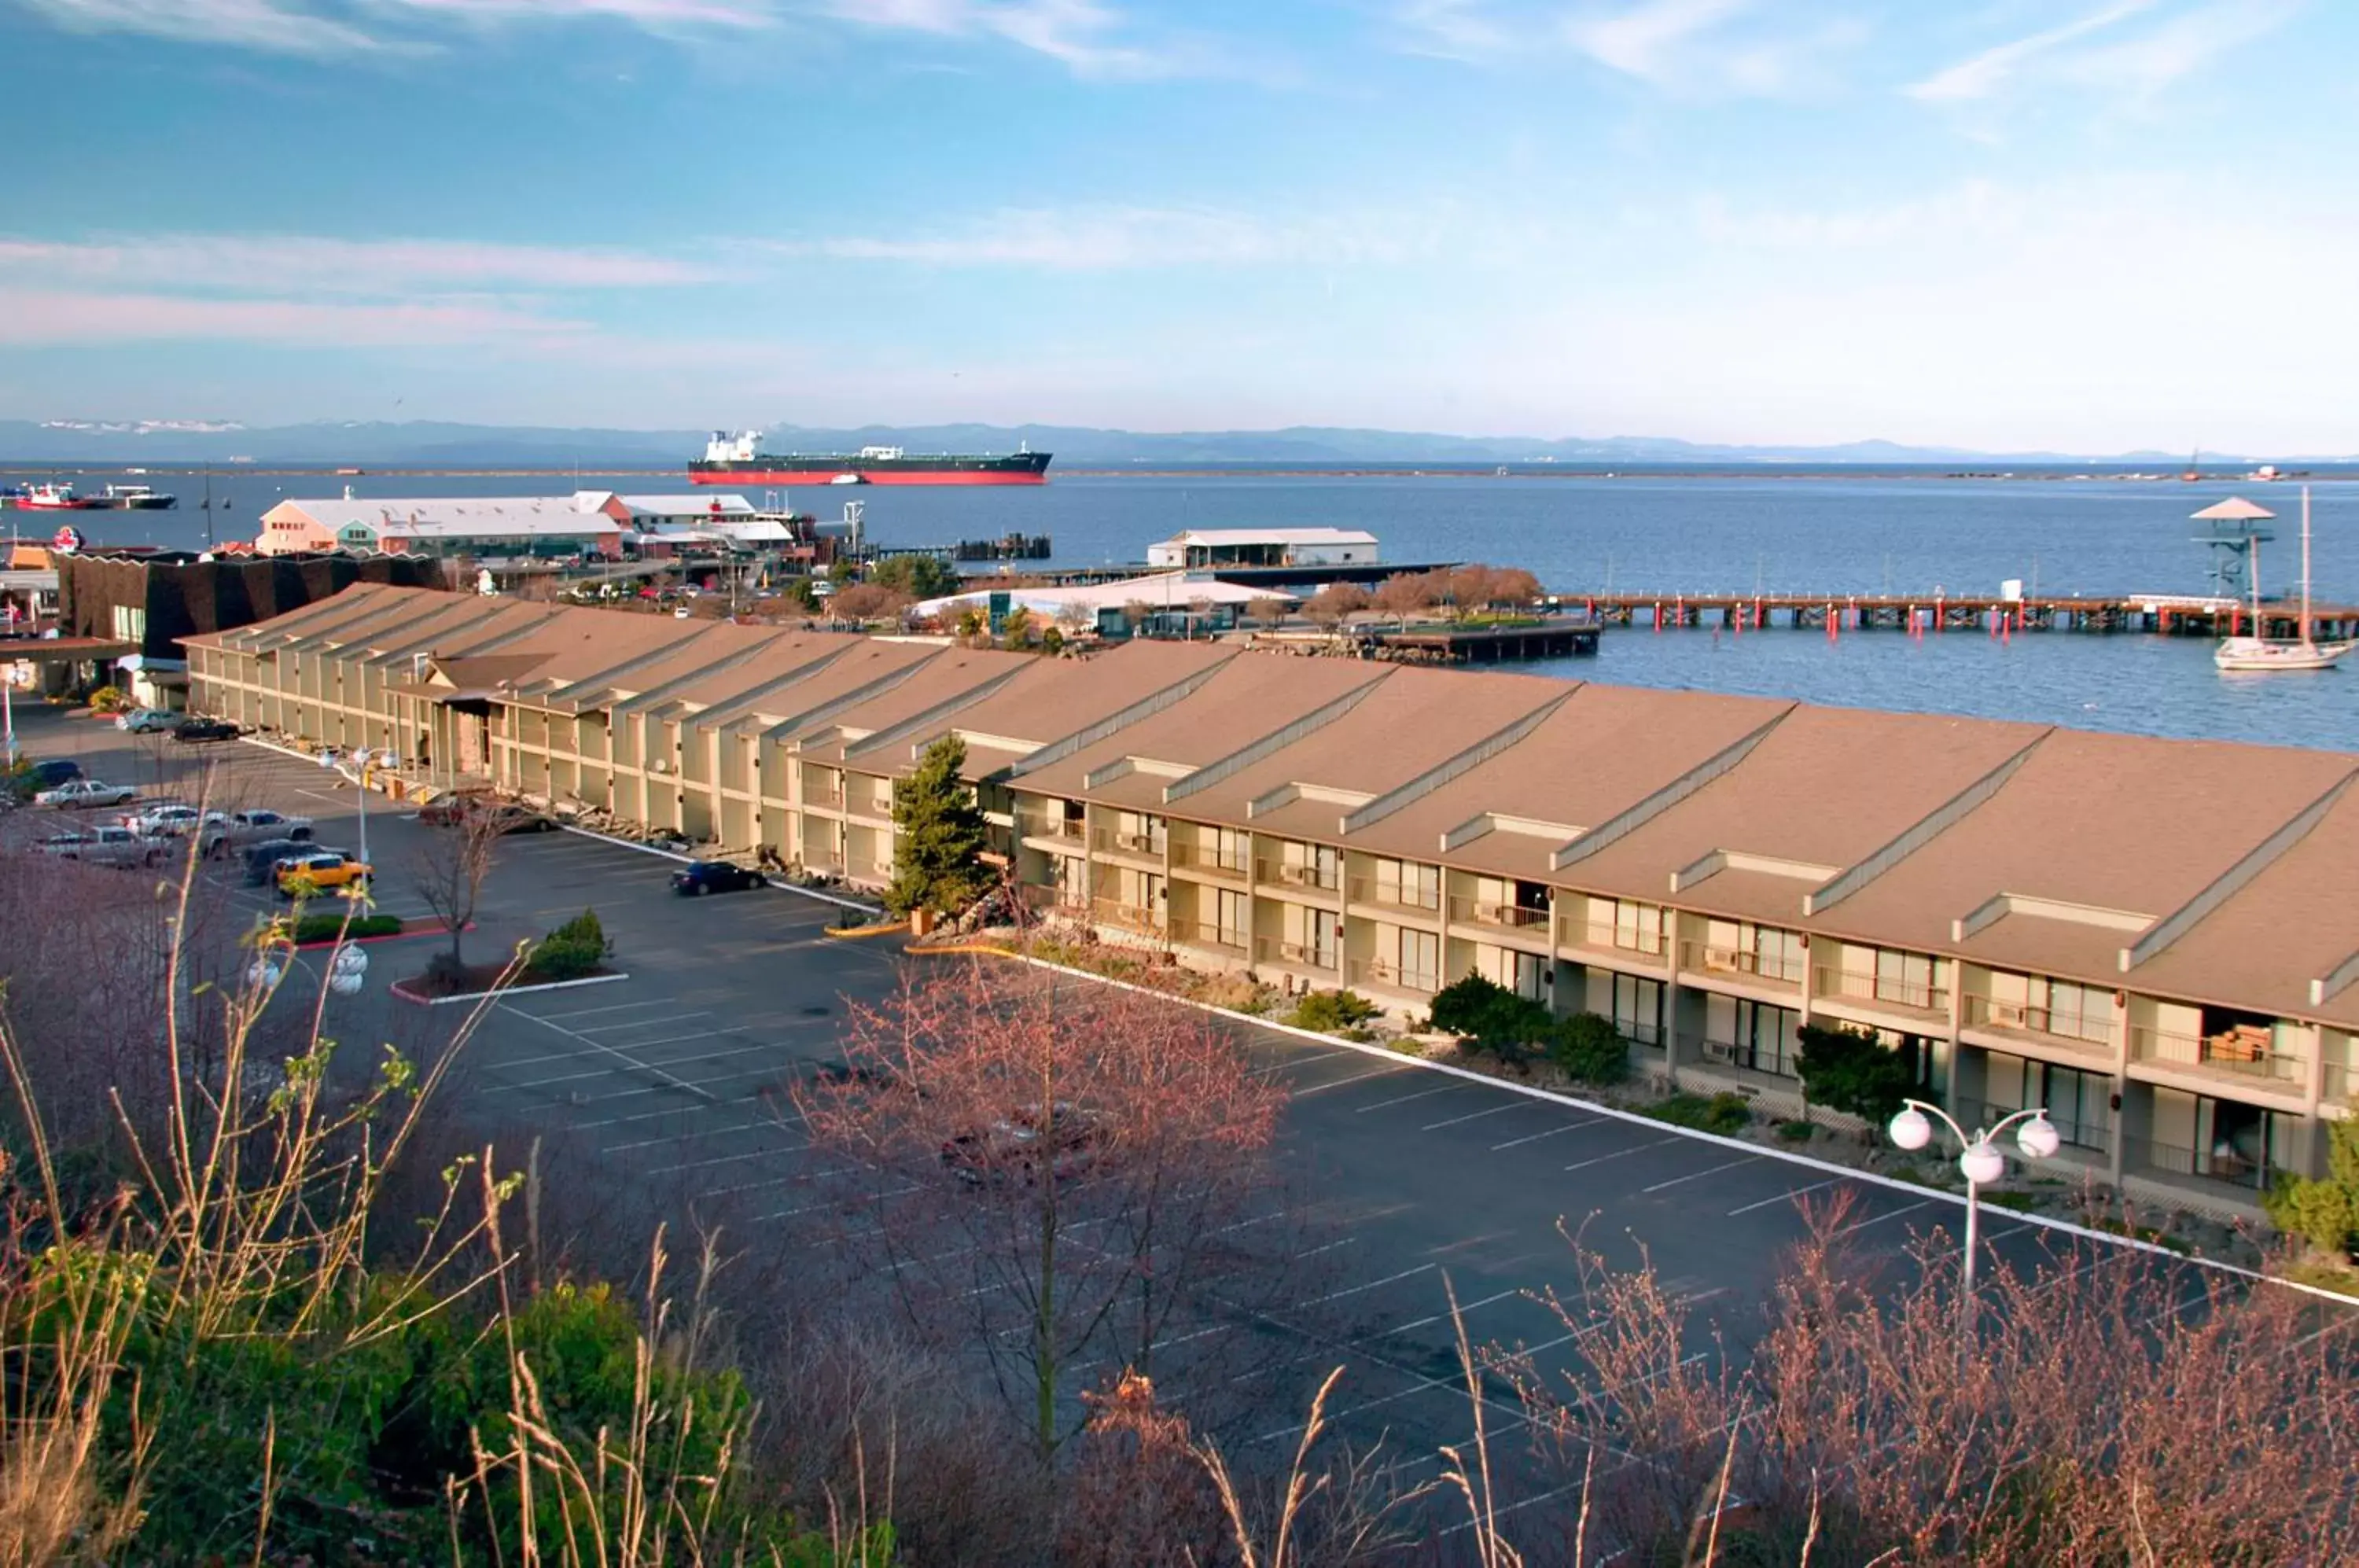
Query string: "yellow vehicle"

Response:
xmin=275 ymin=850 xmax=373 ymax=899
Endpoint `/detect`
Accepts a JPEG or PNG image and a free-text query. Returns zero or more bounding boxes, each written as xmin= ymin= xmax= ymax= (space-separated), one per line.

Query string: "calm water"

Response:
xmin=15 ymin=466 xmax=2358 ymax=752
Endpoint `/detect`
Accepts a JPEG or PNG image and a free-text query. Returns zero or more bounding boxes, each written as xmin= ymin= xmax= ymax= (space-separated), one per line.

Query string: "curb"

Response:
xmin=554 ymin=823 xmax=882 ymax=915
xmin=826 ymin=921 xmax=912 ymax=940
xmin=939 ymin=945 xmax=2359 ymax=1310
xmin=391 ymin=970 xmax=631 ymax=1007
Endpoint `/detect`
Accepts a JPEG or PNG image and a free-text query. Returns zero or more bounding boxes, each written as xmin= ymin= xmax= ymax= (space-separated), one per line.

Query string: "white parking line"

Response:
xmin=1291 ymin=1064 xmax=1410 ymax=1097
xmin=1252 ymin=1047 xmax=1355 ymax=1077
xmin=502 ymin=1041 xmax=774 ymax=1091
xmin=1353 ymin=1084 xmax=1464 ymax=1113
xmin=1639 ymin=1154 xmax=1762 ymax=1194
xmin=1422 ymin=1101 xmax=1541 ymax=1132
xmin=1839 ymin=1198 xmax=1932 ymax=1235
xmin=529 ymin=997 xmax=676 ymax=1021
xmin=648 ymin=1144 xmax=807 ymax=1176
xmin=1564 ymin=1134 xmax=1684 ymax=1172
xmin=1727 ymin=1177 xmax=1848 ymax=1216
xmin=1301 ymin=1263 xmax=1437 ymax=1308
xmin=562 ymin=1010 xmax=716 ymax=1035
xmin=1370 ymin=1287 xmax=1521 ymax=1338
xmin=1491 ymin=1118 xmax=1603 ymax=1150
xmin=502 ymin=1006 xmax=718 ymax=1104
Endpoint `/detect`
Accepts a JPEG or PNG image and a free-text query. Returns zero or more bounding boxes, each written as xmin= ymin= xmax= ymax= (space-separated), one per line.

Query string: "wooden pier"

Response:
xmin=1562 ymin=592 xmax=2359 ymax=641
xmin=1364 ymin=617 xmax=1600 ymax=663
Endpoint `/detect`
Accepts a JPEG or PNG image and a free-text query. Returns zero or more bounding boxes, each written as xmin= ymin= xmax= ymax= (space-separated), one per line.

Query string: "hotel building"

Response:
xmin=188 ymin=585 xmax=2359 ymax=1217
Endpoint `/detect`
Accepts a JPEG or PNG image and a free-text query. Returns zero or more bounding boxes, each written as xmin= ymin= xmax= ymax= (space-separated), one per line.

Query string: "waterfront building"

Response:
xmin=1146 ymin=528 xmax=1380 ymax=569
xmin=186 ymin=584 xmax=2359 ymax=1216
xmin=908 ymin=571 xmax=1292 ymax=635
xmin=256 ymin=491 xmax=629 ymax=559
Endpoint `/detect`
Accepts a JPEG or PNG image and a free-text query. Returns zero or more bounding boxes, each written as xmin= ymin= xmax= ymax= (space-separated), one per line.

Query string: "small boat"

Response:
xmin=828 ymin=473 xmax=867 ymax=485
xmin=12 ymin=482 xmax=95 ymax=510
xmin=2216 ymin=487 xmax=2350 ymax=672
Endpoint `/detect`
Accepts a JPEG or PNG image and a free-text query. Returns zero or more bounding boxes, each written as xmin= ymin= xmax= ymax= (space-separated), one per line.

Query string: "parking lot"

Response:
xmin=8 ymin=704 xmax=2225 ymax=1485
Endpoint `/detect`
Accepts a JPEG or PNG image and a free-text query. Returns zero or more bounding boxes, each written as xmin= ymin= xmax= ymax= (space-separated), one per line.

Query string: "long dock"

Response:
xmin=1564 ymin=592 xmax=2359 ymax=639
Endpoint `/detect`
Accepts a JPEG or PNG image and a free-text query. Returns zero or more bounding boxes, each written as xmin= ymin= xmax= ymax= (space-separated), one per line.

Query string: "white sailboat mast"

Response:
xmin=2301 ymin=485 xmax=2313 ymax=648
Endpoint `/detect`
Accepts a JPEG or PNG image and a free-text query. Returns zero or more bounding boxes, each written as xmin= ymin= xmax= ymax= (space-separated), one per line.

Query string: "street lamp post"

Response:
xmin=1888 ymin=1099 xmax=2062 ymax=1315
xmin=320 ymin=745 xmax=391 ymax=866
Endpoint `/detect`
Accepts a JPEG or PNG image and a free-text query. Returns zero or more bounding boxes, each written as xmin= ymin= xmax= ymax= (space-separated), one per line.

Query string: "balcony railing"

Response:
xmin=1677 ymin=941 xmax=1805 ymax=986
xmin=1174 ymin=920 xmax=1249 ymax=956
xmin=1256 ymin=935 xmax=1337 ymax=970
xmin=1346 ymin=956 xmax=1437 ymax=994
xmin=1448 ymin=895 xmax=1551 ymax=932
xmin=1346 ymin=875 xmax=1441 ymax=913
xmin=2130 ymin=1024 xmax=2306 ymax=1086
xmin=1561 ymin=918 xmax=1667 ymax=958
xmin=1093 ymin=826 xmax=1168 ymax=858
xmin=1255 ymin=859 xmax=1341 ymax=894
xmin=2326 ymin=1061 xmax=2354 ymax=1106
xmin=1023 ymin=815 xmax=1087 ymax=843
xmin=2123 ymin=1135 xmax=2272 ymax=1194
xmin=1961 ymin=994 xmax=2114 ymax=1049
xmin=1957 ymin=1098 xmax=2109 ymax=1154
xmin=844 ymin=858 xmax=889 ymax=885
xmin=1814 ymin=966 xmax=1949 ymax=1016
xmin=802 ymin=778 xmax=845 ymax=808
xmin=1172 ymin=841 xmax=1249 ymax=878
xmin=1091 ymin=897 xmax=1165 ymax=937
xmin=1698 ymin=1036 xmax=1797 ymax=1078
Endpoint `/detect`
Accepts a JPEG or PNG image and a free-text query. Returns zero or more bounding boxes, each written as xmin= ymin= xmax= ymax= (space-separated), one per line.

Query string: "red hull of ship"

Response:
xmin=687 ymin=469 xmax=1047 ymax=487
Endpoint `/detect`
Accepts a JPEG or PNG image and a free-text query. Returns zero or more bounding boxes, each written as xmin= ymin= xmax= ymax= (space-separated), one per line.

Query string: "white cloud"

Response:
xmin=820 ymin=0 xmax=1221 ymax=79
xmin=1390 ymin=0 xmax=1861 ymax=97
xmin=0 ymin=234 xmax=722 ymax=292
xmin=0 ymin=289 xmax=581 ymax=346
xmin=1563 ymin=0 xmax=1750 ymax=83
xmin=767 ymin=204 xmax=1443 ymax=269
xmin=17 ymin=0 xmax=387 ymax=54
xmin=1907 ymin=0 xmax=2295 ymax=108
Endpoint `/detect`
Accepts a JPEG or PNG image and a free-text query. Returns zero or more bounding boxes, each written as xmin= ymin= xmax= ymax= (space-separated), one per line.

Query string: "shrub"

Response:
xmin=1430 ymin=974 xmax=1559 ymax=1061
xmin=1287 ymin=989 xmax=1379 ymax=1036
xmin=2263 ymin=1116 xmax=2359 ymax=1261
xmin=1794 ymin=1021 xmax=1915 ymax=1128
xmin=1776 ymin=1118 xmax=1816 ymax=1143
xmin=532 ymin=908 xmax=611 ymax=981
xmin=1651 ymin=1091 xmax=1753 ymax=1135
xmin=289 ymin=913 xmax=403 ymax=944
xmin=87 ymin=683 xmax=129 ymax=712
xmin=1548 ymin=1011 xmax=1628 ymax=1084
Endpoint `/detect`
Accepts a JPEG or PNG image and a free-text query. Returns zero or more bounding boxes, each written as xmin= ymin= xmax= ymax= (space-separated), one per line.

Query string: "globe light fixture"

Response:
xmin=248 ymin=955 xmax=285 ymax=991
xmin=1888 ymin=1106 xmax=1933 ymax=1151
xmin=1886 ymin=1096 xmax=2059 ymax=1320
xmin=327 ymin=945 xmax=370 ymax=996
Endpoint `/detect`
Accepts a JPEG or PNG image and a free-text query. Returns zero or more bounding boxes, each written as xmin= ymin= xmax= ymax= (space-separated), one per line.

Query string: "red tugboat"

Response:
xmin=689 ymin=430 xmax=1051 ymax=486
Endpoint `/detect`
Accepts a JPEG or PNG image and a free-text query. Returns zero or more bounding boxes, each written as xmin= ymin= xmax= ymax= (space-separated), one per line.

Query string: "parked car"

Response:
xmin=240 ymin=837 xmax=316 ymax=886
xmin=173 ymin=717 xmax=240 ymax=743
xmin=201 ymin=809 xmax=315 ymax=858
xmin=418 ymin=793 xmax=552 ymax=833
xmin=22 ymin=760 xmax=80 ymax=790
xmin=40 ymin=826 xmax=167 ymax=869
xmin=36 ymin=778 xmax=138 ymax=809
xmin=126 ymin=803 xmax=219 ymax=839
xmin=670 ymin=860 xmax=766 ymax=896
xmin=276 ymin=850 xmax=373 ymax=899
xmin=116 ymin=708 xmax=178 ymax=734
xmin=940 ymin=1102 xmax=1106 ymax=1187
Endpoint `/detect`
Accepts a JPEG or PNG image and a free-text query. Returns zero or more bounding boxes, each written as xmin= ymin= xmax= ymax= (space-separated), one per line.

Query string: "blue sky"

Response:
xmin=0 ymin=0 xmax=2347 ymax=450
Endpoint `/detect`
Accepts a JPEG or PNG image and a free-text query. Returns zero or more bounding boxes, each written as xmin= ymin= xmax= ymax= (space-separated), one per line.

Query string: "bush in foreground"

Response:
xmin=532 ymin=907 xmax=612 ymax=981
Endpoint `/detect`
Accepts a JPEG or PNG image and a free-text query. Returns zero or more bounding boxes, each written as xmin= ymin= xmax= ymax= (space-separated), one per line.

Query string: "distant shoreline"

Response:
xmin=3 ymin=462 xmax=2346 ymax=484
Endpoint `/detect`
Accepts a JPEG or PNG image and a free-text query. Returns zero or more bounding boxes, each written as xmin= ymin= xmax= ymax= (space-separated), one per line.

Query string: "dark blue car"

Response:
xmin=22 ymin=760 xmax=80 ymax=790
xmin=669 ymin=860 xmax=766 ymax=896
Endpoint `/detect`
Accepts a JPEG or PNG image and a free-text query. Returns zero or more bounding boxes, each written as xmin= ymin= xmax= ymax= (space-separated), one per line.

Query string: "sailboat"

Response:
xmin=2215 ymin=486 xmax=2351 ymax=672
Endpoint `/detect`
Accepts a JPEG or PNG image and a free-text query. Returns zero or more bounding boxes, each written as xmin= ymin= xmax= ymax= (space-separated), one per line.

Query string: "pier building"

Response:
xmin=187 ymin=584 xmax=2359 ymax=1218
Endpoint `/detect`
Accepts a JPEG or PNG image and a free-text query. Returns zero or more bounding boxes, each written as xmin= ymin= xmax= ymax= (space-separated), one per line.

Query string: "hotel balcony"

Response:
xmin=844 ymin=856 xmax=889 ymax=886
xmin=1255 ymin=935 xmax=1338 ymax=976
xmin=1255 ymin=859 xmax=1342 ymax=900
xmin=1091 ymin=897 xmax=1166 ymax=939
xmin=1676 ymin=940 xmax=1805 ymax=996
xmin=1959 ymin=994 xmax=2118 ymax=1063
xmin=1955 ymin=1096 xmax=2111 ymax=1159
xmin=2325 ymin=1061 xmax=2354 ymax=1107
xmin=2129 ymin=1023 xmax=2308 ymax=1098
xmin=1020 ymin=815 xmax=1087 ymax=848
xmin=1171 ymin=841 xmax=1249 ymax=881
xmin=1345 ymin=955 xmax=1437 ymax=997
xmin=1172 ymin=919 xmax=1249 ymax=959
xmin=1555 ymin=915 xmax=1671 ymax=975
xmin=1346 ymin=876 xmax=1441 ymax=918
xmin=2122 ymin=1134 xmax=2273 ymax=1206
xmin=1811 ymin=966 xmax=1952 ymax=1031
xmin=1447 ymin=894 xmax=1553 ymax=945
xmin=1092 ymin=826 xmax=1168 ymax=864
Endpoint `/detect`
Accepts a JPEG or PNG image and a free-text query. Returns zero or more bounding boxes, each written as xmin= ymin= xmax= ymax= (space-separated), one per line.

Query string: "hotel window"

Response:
xmin=1374 ymin=858 xmax=1440 ymax=911
xmin=1610 ymin=900 xmax=1663 ymax=955
xmin=1396 ymin=927 xmax=1440 ymax=992
xmin=1706 ymin=996 xmax=1800 ymax=1077
xmin=2040 ymin=978 xmax=2115 ymax=1044
xmin=1874 ymin=949 xmax=1941 ymax=1010
xmin=1213 ymin=888 xmax=1249 ymax=948
xmin=1754 ymin=927 xmax=1805 ymax=983
xmin=1611 ymin=974 xmax=1664 ymax=1046
xmin=111 ymin=605 xmax=147 ymax=642
xmin=1985 ymin=1053 xmax=2111 ymax=1150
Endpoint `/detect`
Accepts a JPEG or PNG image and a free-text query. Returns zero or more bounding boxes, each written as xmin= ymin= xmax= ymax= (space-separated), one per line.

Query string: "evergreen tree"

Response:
xmin=888 ymin=734 xmax=991 ymax=916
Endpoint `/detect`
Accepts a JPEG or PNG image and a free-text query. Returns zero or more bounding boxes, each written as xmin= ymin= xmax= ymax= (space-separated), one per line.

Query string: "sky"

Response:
xmin=0 ymin=0 xmax=2350 ymax=451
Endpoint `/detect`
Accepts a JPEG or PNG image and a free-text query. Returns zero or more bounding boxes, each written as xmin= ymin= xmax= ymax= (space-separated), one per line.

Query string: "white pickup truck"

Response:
xmin=199 ymin=809 xmax=315 ymax=858
xmin=42 ymin=826 xmax=167 ymax=869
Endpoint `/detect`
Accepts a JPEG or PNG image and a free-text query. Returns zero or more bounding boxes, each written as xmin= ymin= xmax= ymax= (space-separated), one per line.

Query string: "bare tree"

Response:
xmin=830 ymin=582 xmax=912 ymax=622
xmin=797 ymin=963 xmax=1289 ymax=1463
xmin=410 ymin=804 xmax=503 ymax=967
xmin=1247 ymin=597 xmax=1290 ymax=628
xmin=1371 ymin=571 xmax=1441 ymax=620
xmin=1304 ymin=583 xmax=1371 ymax=631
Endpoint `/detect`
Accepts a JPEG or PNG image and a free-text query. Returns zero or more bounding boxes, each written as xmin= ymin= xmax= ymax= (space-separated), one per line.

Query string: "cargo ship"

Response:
xmin=688 ymin=430 xmax=1051 ymax=486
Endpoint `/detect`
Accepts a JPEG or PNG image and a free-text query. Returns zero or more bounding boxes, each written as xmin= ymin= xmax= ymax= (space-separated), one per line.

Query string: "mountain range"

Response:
xmin=0 ymin=418 xmax=2306 ymax=467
